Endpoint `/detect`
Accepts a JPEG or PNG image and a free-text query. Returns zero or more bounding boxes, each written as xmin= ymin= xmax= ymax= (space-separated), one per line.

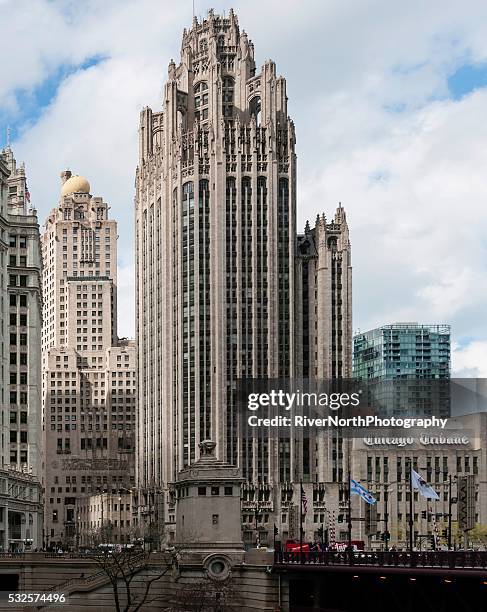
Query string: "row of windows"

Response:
xmin=9 ymin=235 xmax=27 ymax=248
xmin=9 ymin=294 xmax=28 ymax=307
xmin=9 ymin=274 xmax=28 ymax=287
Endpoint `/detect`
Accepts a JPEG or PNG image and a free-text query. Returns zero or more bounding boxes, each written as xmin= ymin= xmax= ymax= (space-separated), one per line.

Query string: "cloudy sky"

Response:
xmin=2 ymin=0 xmax=487 ymax=375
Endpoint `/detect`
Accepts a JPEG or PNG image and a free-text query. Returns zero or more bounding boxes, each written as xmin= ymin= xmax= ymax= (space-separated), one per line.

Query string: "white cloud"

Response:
xmin=452 ymin=341 xmax=487 ymax=377
xmin=3 ymin=0 xmax=487 ymax=350
xmin=116 ymin=262 xmax=135 ymax=339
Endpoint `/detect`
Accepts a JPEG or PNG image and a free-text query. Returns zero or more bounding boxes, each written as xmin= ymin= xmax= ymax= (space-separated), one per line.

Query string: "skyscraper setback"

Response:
xmin=135 ymin=10 xmax=352 ymax=540
xmin=41 ymin=173 xmax=135 ymax=548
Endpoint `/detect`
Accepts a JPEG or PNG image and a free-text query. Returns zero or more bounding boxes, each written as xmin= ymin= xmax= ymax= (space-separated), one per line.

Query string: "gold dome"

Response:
xmin=61 ymin=175 xmax=90 ymax=197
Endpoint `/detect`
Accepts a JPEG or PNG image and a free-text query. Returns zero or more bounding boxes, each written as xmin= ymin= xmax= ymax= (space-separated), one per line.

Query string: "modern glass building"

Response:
xmin=353 ymin=323 xmax=451 ymax=416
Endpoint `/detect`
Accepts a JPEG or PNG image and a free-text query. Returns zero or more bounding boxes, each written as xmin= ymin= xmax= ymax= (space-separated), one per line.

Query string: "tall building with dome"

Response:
xmin=135 ymin=10 xmax=352 ymax=545
xmin=41 ymin=172 xmax=136 ymax=549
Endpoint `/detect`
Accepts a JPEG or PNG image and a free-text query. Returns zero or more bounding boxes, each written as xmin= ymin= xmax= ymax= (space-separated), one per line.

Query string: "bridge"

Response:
xmin=274 ymin=550 xmax=487 ymax=612
xmin=274 ymin=550 xmax=487 ymax=576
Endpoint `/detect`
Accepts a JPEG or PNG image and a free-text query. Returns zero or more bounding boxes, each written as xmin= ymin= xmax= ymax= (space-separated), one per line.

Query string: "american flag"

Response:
xmin=301 ymin=484 xmax=308 ymax=515
xmin=25 ymin=183 xmax=30 ymax=203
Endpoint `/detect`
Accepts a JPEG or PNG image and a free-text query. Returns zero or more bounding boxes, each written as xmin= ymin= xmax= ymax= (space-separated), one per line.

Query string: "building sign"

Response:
xmin=363 ymin=435 xmax=469 ymax=447
xmin=60 ymin=458 xmax=129 ymax=471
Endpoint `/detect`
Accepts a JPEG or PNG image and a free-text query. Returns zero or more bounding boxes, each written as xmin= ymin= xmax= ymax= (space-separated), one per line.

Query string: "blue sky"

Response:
xmin=1 ymin=56 xmax=107 ymax=144
xmin=448 ymin=63 xmax=487 ymax=99
xmin=2 ymin=0 xmax=487 ymax=375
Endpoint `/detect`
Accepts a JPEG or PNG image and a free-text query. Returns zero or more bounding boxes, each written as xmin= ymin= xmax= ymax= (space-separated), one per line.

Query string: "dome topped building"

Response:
xmin=60 ymin=172 xmax=90 ymax=197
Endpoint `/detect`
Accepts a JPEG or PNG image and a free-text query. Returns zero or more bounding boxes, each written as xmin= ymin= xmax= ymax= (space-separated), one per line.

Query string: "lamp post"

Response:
xmin=118 ymin=496 xmax=122 ymax=544
xmin=97 ymin=487 xmax=107 ymax=544
xmin=144 ymin=485 xmax=165 ymax=551
xmin=446 ymin=474 xmax=458 ymax=551
xmin=407 ymin=459 xmax=414 ymax=552
xmin=347 ymin=469 xmax=352 ymax=554
xmin=381 ymin=480 xmax=399 ymax=551
xmin=76 ymin=512 xmax=80 ymax=551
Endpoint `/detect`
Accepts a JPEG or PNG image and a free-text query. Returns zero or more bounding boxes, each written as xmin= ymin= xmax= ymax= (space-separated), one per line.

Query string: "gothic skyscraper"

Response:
xmin=135 ymin=10 xmax=352 ymax=541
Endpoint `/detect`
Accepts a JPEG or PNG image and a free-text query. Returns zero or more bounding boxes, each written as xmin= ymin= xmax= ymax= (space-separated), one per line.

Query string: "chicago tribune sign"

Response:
xmin=363 ymin=435 xmax=470 ymax=447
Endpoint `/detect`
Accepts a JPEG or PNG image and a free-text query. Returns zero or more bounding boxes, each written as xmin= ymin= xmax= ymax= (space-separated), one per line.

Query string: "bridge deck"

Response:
xmin=274 ymin=550 xmax=487 ymax=577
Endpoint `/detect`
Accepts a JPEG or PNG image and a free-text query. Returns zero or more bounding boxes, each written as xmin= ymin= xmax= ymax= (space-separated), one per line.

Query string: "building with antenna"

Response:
xmin=135 ymin=9 xmax=352 ymax=545
xmin=41 ymin=172 xmax=136 ymax=549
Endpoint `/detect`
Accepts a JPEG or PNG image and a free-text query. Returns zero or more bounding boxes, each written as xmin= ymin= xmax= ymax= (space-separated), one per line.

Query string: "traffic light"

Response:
xmin=273 ymin=524 xmax=278 ymax=537
xmin=337 ymin=514 xmax=344 ymax=523
xmin=317 ymin=526 xmax=324 ymax=539
xmin=421 ymin=511 xmax=427 ymax=519
xmin=324 ymin=528 xmax=329 ymax=548
xmin=442 ymin=529 xmax=448 ymax=538
xmin=381 ymin=532 xmax=390 ymax=541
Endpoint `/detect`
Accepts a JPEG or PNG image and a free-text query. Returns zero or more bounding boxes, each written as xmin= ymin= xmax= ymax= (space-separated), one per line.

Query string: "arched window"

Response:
xmin=194 ymin=82 xmax=209 ymax=123
xmin=250 ymin=96 xmax=261 ymax=125
xmin=222 ymin=77 xmax=234 ymax=119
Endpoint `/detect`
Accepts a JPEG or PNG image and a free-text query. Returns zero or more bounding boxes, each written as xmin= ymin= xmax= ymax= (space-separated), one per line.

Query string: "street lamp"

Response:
xmin=97 ymin=487 xmax=107 ymax=543
xmin=382 ymin=480 xmax=399 ymax=552
xmin=76 ymin=512 xmax=80 ymax=551
xmin=446 ymin=474 xmax=458 ymax=551
xmin=118 ymin=496 xmax=122 ymax=544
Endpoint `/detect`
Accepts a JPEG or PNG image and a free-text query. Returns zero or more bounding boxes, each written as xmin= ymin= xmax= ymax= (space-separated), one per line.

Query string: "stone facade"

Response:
xmin=41 ymin=174 xmax=135 ymax=549
xmin=4 ymin=147 xmax=43 ymax=477
xmin=135 ymin=9 xmax=352 ymax=543
xmin=350 ymin=412 xmax=487 ymax=549
xmin=76 ymin=491 xmax=134 ymax=546
xmin=0 ymin=147 xmax=43 ymax=551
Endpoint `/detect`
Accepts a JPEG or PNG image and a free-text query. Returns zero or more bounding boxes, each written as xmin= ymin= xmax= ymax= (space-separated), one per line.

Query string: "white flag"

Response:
xmin=411 ymin=469 xmax=440 ymax=500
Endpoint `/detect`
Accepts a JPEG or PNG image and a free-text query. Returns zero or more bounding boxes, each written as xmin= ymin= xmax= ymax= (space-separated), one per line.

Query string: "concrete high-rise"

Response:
xmin=0 ymin=147 xmax=43 ymax=551
xmin=41 ymin=173 xmax=135 ymax=549
xmin=135 ymin=10 xmax=352 ymax=543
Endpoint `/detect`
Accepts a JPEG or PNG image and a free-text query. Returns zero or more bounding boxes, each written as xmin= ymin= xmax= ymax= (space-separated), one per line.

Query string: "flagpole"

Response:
xmin=347 ymin=467 xmax=352 ymax=553
xmin=347 ymin=435 xmax=352 ymax=554
xmin=299 ymin=480 xmax=303 ymax=562
xmin=409 ymin=461 xmax=414 ymax=552
xmin=447 ymin=474 xmax=453 ymax=551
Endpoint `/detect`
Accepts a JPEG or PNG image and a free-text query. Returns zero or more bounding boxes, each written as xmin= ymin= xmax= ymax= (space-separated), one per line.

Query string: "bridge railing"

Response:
xmin=274 ymin=550 xmax=487 ymax=569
